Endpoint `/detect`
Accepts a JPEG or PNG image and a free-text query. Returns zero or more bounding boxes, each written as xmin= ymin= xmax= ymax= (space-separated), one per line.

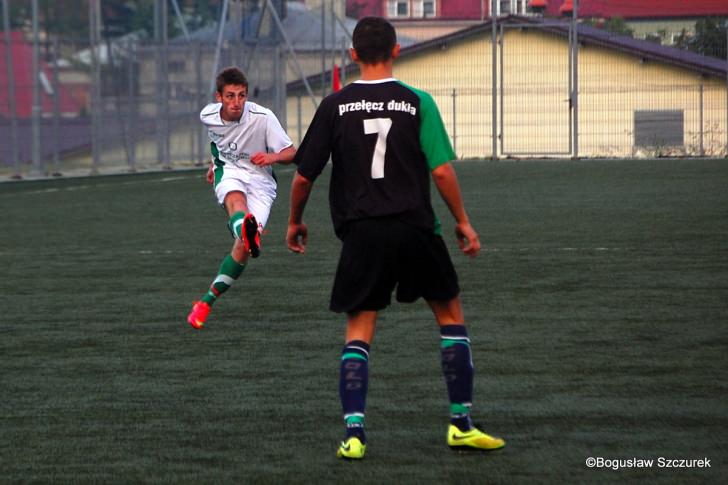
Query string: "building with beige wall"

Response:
xmin=287 ymin=15 xmax=727 ymax=159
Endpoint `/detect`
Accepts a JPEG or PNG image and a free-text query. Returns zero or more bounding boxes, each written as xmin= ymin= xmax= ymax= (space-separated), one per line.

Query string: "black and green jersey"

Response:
xmin=294 ymin=78 xmax=455 ymax=238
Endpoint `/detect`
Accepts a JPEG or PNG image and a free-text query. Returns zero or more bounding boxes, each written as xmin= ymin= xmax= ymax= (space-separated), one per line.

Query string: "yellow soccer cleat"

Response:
xmin=447 ymin=424 xmax=505 ymax=451
xmin=337 ymin=437 xmax=366 ymax=460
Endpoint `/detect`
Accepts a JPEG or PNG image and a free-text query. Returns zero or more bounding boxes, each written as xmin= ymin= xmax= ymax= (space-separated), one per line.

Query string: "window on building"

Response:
xmin=387 ymin=0 xmax=409 ymax=18
xmin=397 ymin=1 xmax=437 ymax=19
xmin=634 ymin=110 xmax=684 ymax=147
xmin=498 ymin=0 xmax=528 ymax=15
xmin=387 ymin=0 xmax=436 ymax=19
xmin=423 ymin=1 xmax=435 ymax=17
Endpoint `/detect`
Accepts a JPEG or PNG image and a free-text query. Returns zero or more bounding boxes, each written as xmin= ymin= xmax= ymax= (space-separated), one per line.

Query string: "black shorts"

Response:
xmin=330 ymin=218 xmax=460 ymax=313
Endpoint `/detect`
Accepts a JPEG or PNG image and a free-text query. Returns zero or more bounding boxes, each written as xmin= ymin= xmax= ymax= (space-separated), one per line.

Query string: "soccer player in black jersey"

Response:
xmin=287 ymin=17 xmax=505 ymax=459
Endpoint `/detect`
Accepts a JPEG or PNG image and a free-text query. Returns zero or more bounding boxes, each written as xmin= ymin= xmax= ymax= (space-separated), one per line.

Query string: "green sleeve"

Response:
xmin=406 ymin=84 xmax=456 ymax=170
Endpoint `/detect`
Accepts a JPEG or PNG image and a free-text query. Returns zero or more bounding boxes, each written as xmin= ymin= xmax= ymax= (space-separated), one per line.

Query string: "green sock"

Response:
xmin=201 ymin=254 xmax=245 ymax=305
xmin=228 ymin=211 xmax=246 ymax=240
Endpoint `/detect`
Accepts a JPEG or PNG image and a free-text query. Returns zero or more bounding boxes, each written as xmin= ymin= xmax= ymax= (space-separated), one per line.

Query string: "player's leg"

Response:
xmin=337 ymin=310 xmax=377 ymax=460
xmin=428 ymin=298 xmax=505 ymax=451
xmin=225 ymin=190 xmax=261 ymax=258
xmin=394 ymin=224 xmax=503 ymax=450
xmin=332 ymin=219 xmax=396 ymax=459
xmin=429 ymin=298 xmax=472 ymax=429
xmin=187 ymin=188 xmax=252 ymax=329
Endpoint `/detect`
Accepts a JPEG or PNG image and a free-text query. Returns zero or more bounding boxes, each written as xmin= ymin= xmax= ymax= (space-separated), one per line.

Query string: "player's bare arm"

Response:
xmin=431 ymin=163 xmax=481 ymax=257
xmin=286 ymin=171 xmax=314 ymax=254
xmin=251 ymin=145 xmax=297 ymax=167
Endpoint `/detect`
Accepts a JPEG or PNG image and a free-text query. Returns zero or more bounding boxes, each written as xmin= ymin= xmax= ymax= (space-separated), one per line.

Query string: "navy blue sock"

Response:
xmin=440 ymin=325 xmax=474 ymax=431
xmin=339 ymin=340 xmax=370 ymax=443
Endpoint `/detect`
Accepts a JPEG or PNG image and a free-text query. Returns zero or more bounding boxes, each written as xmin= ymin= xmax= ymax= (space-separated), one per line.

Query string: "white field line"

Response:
xmin=0 ymin=247 xmax=633 ymax=258
xmin=1 ymin=175 xmax=196 ymax=197
xmin=482 ymin=247 xmax=632 ymax=252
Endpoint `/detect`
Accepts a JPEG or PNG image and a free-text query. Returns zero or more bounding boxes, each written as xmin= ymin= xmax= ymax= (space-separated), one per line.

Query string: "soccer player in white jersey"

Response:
xmin=187 ymin=67 xmax=296 ymax=329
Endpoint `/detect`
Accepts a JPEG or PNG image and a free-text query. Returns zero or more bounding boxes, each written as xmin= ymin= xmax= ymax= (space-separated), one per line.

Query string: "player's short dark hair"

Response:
xmin=352 ymin=17 xmax=397 ymax=64
xmin=216 ymin=67 xmax=248 ymax=94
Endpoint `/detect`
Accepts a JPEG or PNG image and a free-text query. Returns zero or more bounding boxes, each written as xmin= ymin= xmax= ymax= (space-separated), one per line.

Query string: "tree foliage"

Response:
xmin=584 ymin=16 xmax=634 ymax=38
xmin=2 ymin=0 xmax=222 ymax=41
xmin=688 ymin=17 xmax=727 ymax=60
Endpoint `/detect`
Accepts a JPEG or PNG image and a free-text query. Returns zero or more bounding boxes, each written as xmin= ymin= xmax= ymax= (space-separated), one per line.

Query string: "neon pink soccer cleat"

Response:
xmin=187 ymin=301 xmax=211 ymax=329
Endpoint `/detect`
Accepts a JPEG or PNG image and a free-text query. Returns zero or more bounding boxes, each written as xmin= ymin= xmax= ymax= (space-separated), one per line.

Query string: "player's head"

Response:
xmin=351 ymin=17 xmax=398 ymax=65
xmin=215 ymin=67 xmax=248 ymax=122
xmin=216 ymin=66 xmax=248 ymax=95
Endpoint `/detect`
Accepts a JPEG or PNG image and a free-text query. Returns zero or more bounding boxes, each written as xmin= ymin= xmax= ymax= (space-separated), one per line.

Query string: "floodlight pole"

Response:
xmin=2 ymin=0 xmax=20 ymax=177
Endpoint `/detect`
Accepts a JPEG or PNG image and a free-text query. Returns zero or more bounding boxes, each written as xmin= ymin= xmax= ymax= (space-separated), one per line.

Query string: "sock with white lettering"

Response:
xmin=440 ymin=325 xmax=474 ymax=431
xmin=340 ymin=340 xmax=370 ymax=443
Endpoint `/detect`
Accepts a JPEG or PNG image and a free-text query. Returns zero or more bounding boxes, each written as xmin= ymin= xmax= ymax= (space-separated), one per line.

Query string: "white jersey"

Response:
xmin=200 ymin=101 xmax=293 ymax=184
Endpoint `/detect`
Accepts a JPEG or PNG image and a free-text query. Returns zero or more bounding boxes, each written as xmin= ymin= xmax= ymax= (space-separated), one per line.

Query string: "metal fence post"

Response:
xmin=321 ymin=0 xmax=326 ymax=99
xmin=330 ymin=0 xmax=336 ymax=86
xmin=297 ymin=94 xmax=302 ymax=145
xmin=196 ymin=42 xmax=206 ymax=165
xmin=51 ymin=36 xmax=61 ymax=176
xmin=340 ymin=37 xmax=347 ymax=87
xmin=89 ymin=0 xmax=101 ymax=175
xmin=31 ymin=0 xmax=42 ymax=175
xmin=127 ymin=41 xmax=137 ymax=172
xmin=572 ymin=0 xmax=579 ymax=159
xmin=188 ymin=46 xmax=195 ymax=166
xmin=281 ymin=43 xmax=288 ymax=128
xmin=452 ymin=88 xmax=457 ymax=156
xmin=491 ymin=1 xmax=498 ymax=161
xmin=499 ymin=23 xmax=505 ymax=157
xmin=155 ymin=0 xmax=170 ymax=170
xmin=699 ymin=81 xmax=705 ymax=157
xmin=3 ymin=0 xmax=21 ymax=178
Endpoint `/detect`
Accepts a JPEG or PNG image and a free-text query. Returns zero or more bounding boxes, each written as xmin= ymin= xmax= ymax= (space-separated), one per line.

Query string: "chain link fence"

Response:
xmin=2 ymin=2 xmax=727 ymax=180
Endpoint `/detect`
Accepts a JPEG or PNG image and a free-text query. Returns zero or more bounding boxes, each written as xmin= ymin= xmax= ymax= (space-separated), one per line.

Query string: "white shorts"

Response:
xmin=214 ymin=166 xmax=277 ymax=228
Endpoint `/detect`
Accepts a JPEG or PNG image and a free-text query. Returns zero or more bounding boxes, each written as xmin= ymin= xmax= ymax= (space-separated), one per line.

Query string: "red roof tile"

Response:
xmin=546 ymin=0 xmax=728 ymax=18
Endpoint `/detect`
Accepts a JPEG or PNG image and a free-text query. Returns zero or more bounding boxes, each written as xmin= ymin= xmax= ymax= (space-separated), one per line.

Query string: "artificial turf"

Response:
xmin=1 ymin=159 xmax=726 ymax=483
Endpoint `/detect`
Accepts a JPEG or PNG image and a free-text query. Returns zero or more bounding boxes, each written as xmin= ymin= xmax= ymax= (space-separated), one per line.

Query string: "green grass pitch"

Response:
xmin=1 ymin=159 xmax=726 ymax=483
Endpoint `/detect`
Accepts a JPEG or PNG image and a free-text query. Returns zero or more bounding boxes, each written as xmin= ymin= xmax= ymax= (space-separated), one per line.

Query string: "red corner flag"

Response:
xmin=332 ymin=64 xmax=341 ymax=92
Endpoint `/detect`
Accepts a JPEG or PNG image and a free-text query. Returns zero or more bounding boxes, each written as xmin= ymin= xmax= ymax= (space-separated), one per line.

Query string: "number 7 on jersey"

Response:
xmin=363 ymin=118 xmax=392 ymax=179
